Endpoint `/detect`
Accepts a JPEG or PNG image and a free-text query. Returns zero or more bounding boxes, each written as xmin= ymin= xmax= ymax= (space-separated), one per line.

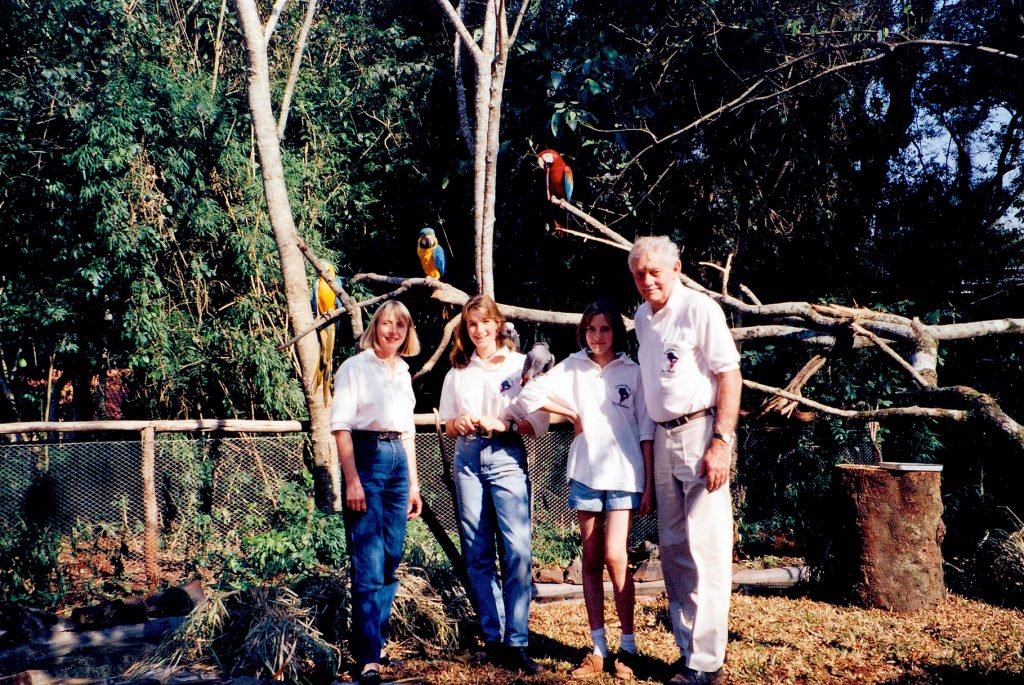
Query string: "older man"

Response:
xmin=629 ymin=236 xmax=741 ymax=685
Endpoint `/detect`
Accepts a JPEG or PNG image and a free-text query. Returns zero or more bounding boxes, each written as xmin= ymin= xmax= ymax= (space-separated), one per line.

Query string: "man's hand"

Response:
xmin=699 ymin=438 xmax=731 ymax=492
xmin=638 ymin=486 xmax=655 ymax=517
xmin=346 ymin=478 xmax=366 ymax=512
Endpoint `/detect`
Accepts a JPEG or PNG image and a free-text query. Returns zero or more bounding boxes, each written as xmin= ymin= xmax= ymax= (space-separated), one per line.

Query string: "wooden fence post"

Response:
xmin=141 ymin=426 xmax=159 ymax=591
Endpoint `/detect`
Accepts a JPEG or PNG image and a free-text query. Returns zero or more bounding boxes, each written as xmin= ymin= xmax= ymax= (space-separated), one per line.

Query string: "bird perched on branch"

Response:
xmin=312 ymin=263 xmax=341 ymax=403
xmin=537 ymin=149 xmax=574 ymax=233
xmin=521 ymin=341 xmax=556 ymax=386
xmin=417 ymin=227 xmax=447 ymax=280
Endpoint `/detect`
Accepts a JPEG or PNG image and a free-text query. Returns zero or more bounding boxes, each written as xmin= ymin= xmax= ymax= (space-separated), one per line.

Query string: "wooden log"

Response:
xmin=834 ymin=464 xmax=946 ymax=611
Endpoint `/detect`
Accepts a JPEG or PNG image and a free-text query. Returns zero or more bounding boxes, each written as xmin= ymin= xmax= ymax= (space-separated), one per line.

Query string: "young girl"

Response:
xmin=438 ymin=295 xmax=549 ymax=675
xmin=330 ymin=301 xmax=423 ymax=685
xmin=517 ymin=299 xmax=655 ymax=680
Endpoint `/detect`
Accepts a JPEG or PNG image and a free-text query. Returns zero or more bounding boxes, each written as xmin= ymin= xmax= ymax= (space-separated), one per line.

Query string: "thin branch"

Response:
xmin=550 ymin=197 xmax=632 ymax=247
xmin=294 ymin=236 xmax=363 ymax=336
xmin=277 ymin=0 xmax=318 ymax=139
xmin=412 ymin=314 xmax=462 ymax=381
xmin=453 ymin=0 xmax=474 ymax=156
xmin=553 ymin=225 xmax=633 ymax=250
xmin=744 ymin=380 xmax=969 ymax=422
xmin=739 ymin=283 xmax=762 ymax=305
xmin=263 ymin=0 xmax=288 ymax=42
xmin=851 ymin=322 xmax=932 ymax=389
xmin=434 ymin=0 xmax=486 ymax=64
xmin=508 ymin=0 xmax=533 ymax=46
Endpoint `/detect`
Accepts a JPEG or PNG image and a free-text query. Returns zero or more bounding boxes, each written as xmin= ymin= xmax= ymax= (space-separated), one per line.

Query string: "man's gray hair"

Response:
xmin=628 ymin=236 xmax=680 ymax=271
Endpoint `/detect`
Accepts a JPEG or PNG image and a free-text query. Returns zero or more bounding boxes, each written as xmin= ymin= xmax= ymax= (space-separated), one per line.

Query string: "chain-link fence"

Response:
xmin=0 ymin=426 xmax=658 ymax=558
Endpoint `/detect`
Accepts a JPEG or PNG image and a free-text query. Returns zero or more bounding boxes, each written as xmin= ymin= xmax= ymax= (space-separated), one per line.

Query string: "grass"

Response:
xmin=375 ymin=591 xmax=1024 ymax=684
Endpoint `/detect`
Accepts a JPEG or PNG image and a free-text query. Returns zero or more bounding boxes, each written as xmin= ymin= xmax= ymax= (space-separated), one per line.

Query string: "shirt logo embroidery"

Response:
xmin=615 ymin=384 xmax=632 ymax=407
xmin=663 ymin=349 xmax=680 ymax=373
xmin=499 ymin=378 xmax=513 ymax=393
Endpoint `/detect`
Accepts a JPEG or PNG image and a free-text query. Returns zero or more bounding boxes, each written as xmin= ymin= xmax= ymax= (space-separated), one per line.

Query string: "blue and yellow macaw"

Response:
xmin=312 ymin=263 xmax=342 ymax=402
xmin=417 ymin=227 xmax=447 ymax=280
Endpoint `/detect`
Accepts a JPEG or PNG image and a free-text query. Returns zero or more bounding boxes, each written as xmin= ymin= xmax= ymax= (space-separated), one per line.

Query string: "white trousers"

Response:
xmin=654 ymin=417 xmax=732 ymax=673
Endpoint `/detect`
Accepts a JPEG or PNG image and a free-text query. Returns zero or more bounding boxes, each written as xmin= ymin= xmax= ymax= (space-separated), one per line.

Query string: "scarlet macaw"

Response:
xmin=537 ymin=149 xmax=574 ymax=232
xmin=417 ymin=227 xmax=447 ymax=280
xmin=312 ymin=263 xmax=341 ymax=402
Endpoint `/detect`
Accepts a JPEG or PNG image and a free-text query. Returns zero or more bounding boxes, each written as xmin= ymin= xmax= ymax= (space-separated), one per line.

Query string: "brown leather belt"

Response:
xmin=657 ymin=407 xmax=715 ymax=429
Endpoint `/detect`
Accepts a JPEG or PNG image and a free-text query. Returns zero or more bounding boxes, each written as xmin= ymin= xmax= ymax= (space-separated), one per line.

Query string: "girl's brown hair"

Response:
xmin=576 ymin=299 xmax=628 ymax=354
xmin=449 ymin=295 xmax=506 ymax=369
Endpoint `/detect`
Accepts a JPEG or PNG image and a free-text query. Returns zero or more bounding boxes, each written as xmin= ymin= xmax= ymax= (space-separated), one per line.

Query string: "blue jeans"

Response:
xmin=343 ymin=435 xmax=409 ymax=669
xmin=454 ymin=434 xmax=533 ymax=647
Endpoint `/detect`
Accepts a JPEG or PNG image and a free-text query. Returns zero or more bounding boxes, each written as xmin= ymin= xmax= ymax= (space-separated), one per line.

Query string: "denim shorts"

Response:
xmin=568 ymin=479 xmax=641 ymax=512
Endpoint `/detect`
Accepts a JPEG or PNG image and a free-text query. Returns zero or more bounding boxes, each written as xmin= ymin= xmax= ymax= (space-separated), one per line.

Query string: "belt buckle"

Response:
xmin=475 ymin=427 xmax=494 ymax=439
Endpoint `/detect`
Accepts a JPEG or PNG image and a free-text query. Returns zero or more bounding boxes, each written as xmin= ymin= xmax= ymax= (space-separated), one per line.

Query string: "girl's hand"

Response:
xmin=477 ymin=415 xmax=506 ymax=433
xmin=571 ymin=413 xmax=583 ymax=436
xmin=638 ymin=487 xmax=655 ymax=517
xmin=453 ymin=414 xmax=476 ymax=436
xmin=346 ymin=478 xmax=366 ymax=512
xmin=407 ymin=490 xmax=423 ymax=519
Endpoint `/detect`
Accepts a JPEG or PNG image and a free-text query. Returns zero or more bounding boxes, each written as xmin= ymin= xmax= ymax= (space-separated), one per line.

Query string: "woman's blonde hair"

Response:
xmin=450 ymin=295 xmax=506 ymax=369
xmin=360 ymin=300 xmax=421 ymax=357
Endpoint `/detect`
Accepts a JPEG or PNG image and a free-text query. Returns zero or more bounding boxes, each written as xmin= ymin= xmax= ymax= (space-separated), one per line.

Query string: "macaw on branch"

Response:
xmin=312 ymin=263 xmax=341 ymax=403
xmin=537 ymin=149 xmax=574 ymax=232
xmin=417 ymin=227 xmax=447 ymax=280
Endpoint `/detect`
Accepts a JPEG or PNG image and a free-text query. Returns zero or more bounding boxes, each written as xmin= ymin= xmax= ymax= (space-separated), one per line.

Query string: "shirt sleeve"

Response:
xmin=438 ymin=369 xmax=458 ymax=420
xmin=329 ymin=358 xmax=358 ymax=432
xmin=698 ymin=298 xmax=740 ymax=374
xmin=514 ymin=360 xmax=571 ymax=415
xmin=634 ymin=373 xmax=656 ymax=441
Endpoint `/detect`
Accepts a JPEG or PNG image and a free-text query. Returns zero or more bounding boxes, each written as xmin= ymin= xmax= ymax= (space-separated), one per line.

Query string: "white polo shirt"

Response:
xmin=438 ymin=349 xmax=550 ymax=435
xmin=330 ymin=348 xmax=416 ymax=438
xmin=634 ymin=283 xmax=740 ymax=423
xmin=517 ymin=351 xmax=655 ymax=492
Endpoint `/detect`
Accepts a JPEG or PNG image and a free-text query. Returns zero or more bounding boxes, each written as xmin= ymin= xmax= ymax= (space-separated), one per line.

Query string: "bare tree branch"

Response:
xmin=294 ymin=235 xmax=363 ymax=337
xmin=413 ymin=314 xmax=462 ymax=381
xmin=434 ymin=0 xmax=486 ymax=63
xmin=264 ymin=0 xmax=288 ymax=42
xmin=852 ymin=322 xmax=932 ymax=389
xmin=452 ymin=0 xmax=474 ymax=156
xmin=277 ymin=0 xmax=318 ymax=140
xmin=744 ymin=379 xmax=969 ymax=421
xmin=550 ymin=197 xmax=632 ymax=248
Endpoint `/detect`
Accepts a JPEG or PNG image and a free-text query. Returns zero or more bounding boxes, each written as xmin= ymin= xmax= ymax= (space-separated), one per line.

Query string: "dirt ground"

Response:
xmin=378 ymin=591 xmax=1024 ymax=685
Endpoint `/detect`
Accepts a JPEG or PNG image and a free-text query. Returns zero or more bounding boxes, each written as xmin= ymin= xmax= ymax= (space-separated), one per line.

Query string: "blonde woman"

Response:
xmin=331 ymin=301 xmax=423 ymax=685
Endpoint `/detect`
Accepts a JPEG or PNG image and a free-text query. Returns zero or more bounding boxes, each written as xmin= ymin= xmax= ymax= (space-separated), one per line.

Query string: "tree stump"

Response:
xmin=834 ymin=464 xmax=946 ymax=612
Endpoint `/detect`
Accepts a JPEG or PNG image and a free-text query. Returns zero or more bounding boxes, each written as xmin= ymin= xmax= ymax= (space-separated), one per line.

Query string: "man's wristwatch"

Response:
xmin=712 ymin=431 xmax=735 ymax=445
xmin=508 ymin=419 xmax=520 ymax=433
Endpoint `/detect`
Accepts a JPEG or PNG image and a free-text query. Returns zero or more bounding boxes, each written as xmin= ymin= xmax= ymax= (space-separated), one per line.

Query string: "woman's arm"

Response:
xmin=335 ymin=430 xmax=365 ymax=512
xmin=403 ymin=436 xmax=422 ymax=519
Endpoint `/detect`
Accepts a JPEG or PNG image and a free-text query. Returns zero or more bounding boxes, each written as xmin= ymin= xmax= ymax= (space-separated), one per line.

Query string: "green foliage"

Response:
xmin=219 ymin=472 xmax=347 ymax=585
xmin=532 ymin=520 xmax=581 ymax=568
xmin=0 ymin=521 xmax=67 ymax=607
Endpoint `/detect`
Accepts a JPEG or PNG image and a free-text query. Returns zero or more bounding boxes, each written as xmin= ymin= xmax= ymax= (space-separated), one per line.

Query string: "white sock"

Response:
xmin=591 ymin=627 xmax=608 ymax=658
xmin=361 ymin=662 xmax=380 ymax=674
xmin=620 ymin=633 xmax=637 ymax=654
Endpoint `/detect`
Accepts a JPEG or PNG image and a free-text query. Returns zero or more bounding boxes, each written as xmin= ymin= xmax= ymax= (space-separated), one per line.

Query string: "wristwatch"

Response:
xmin=508 ymin=419 xmax=520 ymax=433
xmin=712 ymin=431 xmax=735 ymax=445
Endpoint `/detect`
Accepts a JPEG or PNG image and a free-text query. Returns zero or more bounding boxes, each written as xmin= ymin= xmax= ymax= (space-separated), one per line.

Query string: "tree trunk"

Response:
xmin=233 ymin=0 xmax=339 ymax=511
xmin=834 ymin=464 xmax=946 ymax=611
